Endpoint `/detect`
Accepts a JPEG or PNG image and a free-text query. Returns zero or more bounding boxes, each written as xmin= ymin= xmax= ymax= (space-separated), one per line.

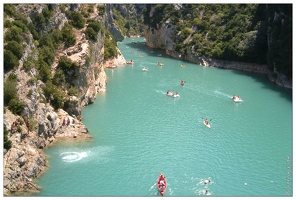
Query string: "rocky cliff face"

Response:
xmin=105 ymin=4 xmax=125 ymax=42
xmin=3 ymin=4 xmax=119 ymax=196
xmin=143 ymin=23 xmax=292 ymax=89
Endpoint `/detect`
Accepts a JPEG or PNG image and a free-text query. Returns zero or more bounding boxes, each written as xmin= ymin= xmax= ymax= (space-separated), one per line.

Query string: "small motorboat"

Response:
xmin=181 ymin=64 xmax=186 ymax=68
xmin=203 ymin=120 xmax=211 ymax=128
xmin=157 ymin=173 xmax=167 ymax=196
xmin=157 ymin=62 xmax=164 ymax=66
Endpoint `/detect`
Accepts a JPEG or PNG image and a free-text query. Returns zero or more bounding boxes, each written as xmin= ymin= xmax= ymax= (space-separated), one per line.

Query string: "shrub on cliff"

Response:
xmin=4 ymin=41 xmax=24 ymax=60
xmin=4 ymin=124 xmax=12 ymax=150
xmin=38 ymin=33 xmax=55 ymax=51
xmin=23 ymin=57 xmax=36 ymax=72
xmin=88 ymin=21 xmax=103 ymax=33
xmin=4 ymin=4 xmax=16 ymax=17
xmin=8 ymin=98 xmax=25 ymax=115
xmin=97 ymin=4 xmax=106 ymax=16
xmin=52 ymin=68 xmax=66 ymax=87
xmin=42 ymin=80 xmax=66 ymax=110
xmin=85 ymin=27 xmax=97 ymax=41
xmin=4 ymin=74 xmax=18 ymax=105
xmin=4 ymin=26 xmax=22 ymax=43
xmin=31 ymin=11 xmax=46 ymax=31
xmin=4 ymin=50 xmax=19 ymax=71
xmin=61 ymin=23 xmax=76 ymax=47
xmin=37 ymin=59 xmax=52 ymax=83
xmin=84 ymin=20 xmax=103 ymax=41
xmin=67 ymin=11 xmax=85 ymax=29
xmin=104 ymin=30 xmax=118 ymax=59
xmin=38 ymin=46 xmax=55 ymax=66
xmin=57 ymin=56 xmax=79 ymax=71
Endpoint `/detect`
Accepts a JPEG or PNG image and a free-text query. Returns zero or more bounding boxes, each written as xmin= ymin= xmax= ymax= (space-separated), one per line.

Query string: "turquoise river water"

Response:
xmin=33 ymin=37 xmax=292 ymax=197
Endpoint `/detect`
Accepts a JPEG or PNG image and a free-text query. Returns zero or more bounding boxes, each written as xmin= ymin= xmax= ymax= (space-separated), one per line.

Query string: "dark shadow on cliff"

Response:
xmin=228 ymin=69 xmax=292 ymax=103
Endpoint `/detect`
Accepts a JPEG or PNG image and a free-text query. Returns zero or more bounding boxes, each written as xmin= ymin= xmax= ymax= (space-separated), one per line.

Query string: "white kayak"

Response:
xmin=203 ymin=120 xmax=211 ymax=128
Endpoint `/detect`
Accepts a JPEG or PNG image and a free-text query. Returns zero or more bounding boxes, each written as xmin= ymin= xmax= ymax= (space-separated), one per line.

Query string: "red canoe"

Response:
xmin=157 ymin=173 xmax=167 ymax=196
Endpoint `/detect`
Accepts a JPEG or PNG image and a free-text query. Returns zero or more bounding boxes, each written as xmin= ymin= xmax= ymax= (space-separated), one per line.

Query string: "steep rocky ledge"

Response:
xmin=144 ymin=25 xmax=292 ymax=89
xmin=3 ymin=4 xmax=125 ymax=196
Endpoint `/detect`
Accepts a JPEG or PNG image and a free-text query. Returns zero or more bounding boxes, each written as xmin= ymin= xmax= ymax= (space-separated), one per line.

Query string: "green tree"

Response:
xmin=38 ymin=46 xmax=55 ymax=66
xmin=5 ymin=40 xmax=24 ymax=60
xmin=84 ymin=27 xmax=97 ymax=41
xmin=97 ymin=4 xmax=106 ymax=16
xmin=4 ymin=26 xmax=22 ymax=43
xmin=49 ymin=27 xmax=63 ymax=49
xmin=8 ymin=98 xmax=25 ymax=115
xmin=4 ymin=4 xmax=16 ymax=17
xmin=69 ymin=11 xmax=85 ymax=29
xmin=37 ymin=59 xmax=51 ymax=82
xmin=87 ymin=21 xmax=102 ymax=32
xmin=4 ymin=50 xmax=19 ymax=71
xmin=27 ymin=22 xmax=40 ymax=40
xmin=32 ymin=11 xmax=46 ymax=31
xmin=39 ymin=33 xmax=55 ymax=50
xmin=12 ymin=20 xmax=28 ymax=32
xmin=61 ymin=23 xmax=76 ymax=47
xmin=52 ymin=68 xmax=66 ymax=86
xmin=104 ymin=30 xmax=118 ymax=59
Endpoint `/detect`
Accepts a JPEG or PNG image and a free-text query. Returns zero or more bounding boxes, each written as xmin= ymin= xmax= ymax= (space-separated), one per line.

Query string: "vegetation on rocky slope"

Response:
xmin=141 ymin=4 xmax=292 ymax=80
xmin=3 ymin=3 xmax=118 ymax=151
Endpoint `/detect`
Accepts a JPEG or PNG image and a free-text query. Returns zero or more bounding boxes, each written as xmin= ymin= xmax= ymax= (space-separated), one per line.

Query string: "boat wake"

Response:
xmin=195 ymin=178 xmax=213 ymax=196
xmin=141 ymin=61 xmax=158 ymax=66
xmin=154 ymin=89 xmax=167 ymax=95
xmin=59 ymin=146 xmax=114 ymax=163
xmin=59 ymin=152 xmax=88 ymax=162
xmin=214 ymin=90 xmax=232 ymax=99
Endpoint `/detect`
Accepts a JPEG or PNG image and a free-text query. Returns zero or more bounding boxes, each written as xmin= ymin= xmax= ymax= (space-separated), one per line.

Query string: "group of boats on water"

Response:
xmin=166 ymin=79 xmax=243 ymax=129
xmin=110 ymin=46 xmax=243 ymax=132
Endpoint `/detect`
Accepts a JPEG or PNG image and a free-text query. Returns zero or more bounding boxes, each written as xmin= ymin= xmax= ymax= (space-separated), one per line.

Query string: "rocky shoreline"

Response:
xmin=166 ymin=50 xmax=292 ymax=89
